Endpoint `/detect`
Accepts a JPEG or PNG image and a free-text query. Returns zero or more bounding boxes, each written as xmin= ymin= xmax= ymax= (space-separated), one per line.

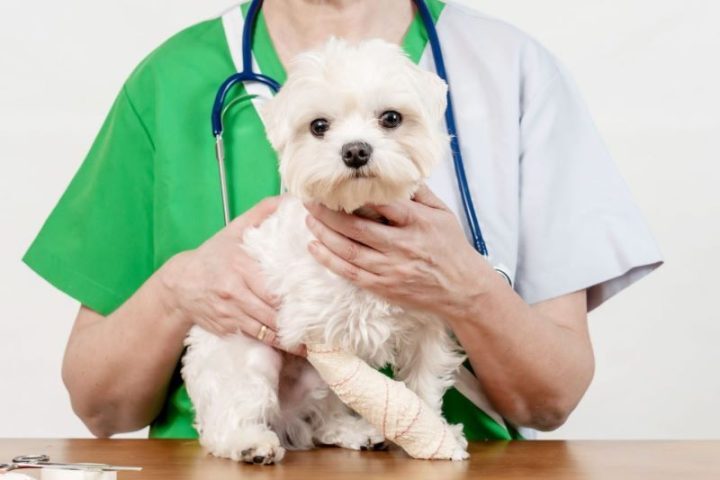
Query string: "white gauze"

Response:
xmin=306 ymin=344 xmax=468 ymax=460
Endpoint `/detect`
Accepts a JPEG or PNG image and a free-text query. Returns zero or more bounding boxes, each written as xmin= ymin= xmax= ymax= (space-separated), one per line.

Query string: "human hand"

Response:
xmin=161 ymin=197 xmax=305 ymax=356
xmin=304 ymin=185 xmax=494 ymax=321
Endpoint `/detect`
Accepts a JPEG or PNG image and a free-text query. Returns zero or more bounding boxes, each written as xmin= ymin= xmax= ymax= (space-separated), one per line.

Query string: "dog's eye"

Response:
xmin=309 ymin=118 xmax=330 ymax=138
xmin=379 ymin=110 xmax=403 ymax=129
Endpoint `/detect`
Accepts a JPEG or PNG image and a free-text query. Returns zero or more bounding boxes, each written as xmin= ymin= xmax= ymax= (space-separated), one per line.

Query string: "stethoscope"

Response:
xmin=211 ymin=0 xmax=512 ymax=286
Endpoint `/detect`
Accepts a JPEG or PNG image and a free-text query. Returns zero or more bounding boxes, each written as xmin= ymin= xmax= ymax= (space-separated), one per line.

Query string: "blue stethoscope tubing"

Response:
xmin=211 ymin=0 xmax=509 ymax=282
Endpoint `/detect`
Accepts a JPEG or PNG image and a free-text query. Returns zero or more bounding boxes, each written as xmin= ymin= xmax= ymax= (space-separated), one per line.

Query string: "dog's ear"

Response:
xmin=259 ymin=89 xmax=292 ymax=152
xmin=414 ymin=67 xmax=448 ymax=125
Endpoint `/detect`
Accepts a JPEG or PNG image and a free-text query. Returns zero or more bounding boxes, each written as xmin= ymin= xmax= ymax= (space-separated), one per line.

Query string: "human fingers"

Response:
xmin=307 ymin=240 xmax=382 ymax=289
xmin=305 ymin=214 xmax=387 ymax=274
xmin=239 ymin=255 xmax=282 ymax=309
xmin=238 ymin=316 xmax=306 ymax=357
xmin=200 ymin=315 xmax=240 ymax=337
xmin=411 ymin=184 xmax=449 ymax=210
xmin=228 ymin=196 xmax=282 ymax=234
xmin=304 ymin=202 xmax=391 ymax=251
xmin=366 ymin=201 xmax=414 ymax=227
xmin=234 ymin=288 xmax=279 ymax=331
xmin=371 ymin=185 xmax=449 ymax=226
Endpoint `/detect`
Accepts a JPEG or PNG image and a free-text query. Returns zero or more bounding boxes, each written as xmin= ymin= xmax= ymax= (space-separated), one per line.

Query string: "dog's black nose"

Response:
xmin=341 ymin=141 xmax=373 ymax=169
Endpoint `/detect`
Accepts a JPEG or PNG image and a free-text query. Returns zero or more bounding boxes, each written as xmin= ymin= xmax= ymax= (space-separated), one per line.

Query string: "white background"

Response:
xmin=0 ymin=0 xmax=718 ymax=439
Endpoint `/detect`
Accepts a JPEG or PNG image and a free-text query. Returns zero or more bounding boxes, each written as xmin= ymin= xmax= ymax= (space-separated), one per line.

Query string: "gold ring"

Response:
xmin=256 ymin=324 xmax=268 ymax=342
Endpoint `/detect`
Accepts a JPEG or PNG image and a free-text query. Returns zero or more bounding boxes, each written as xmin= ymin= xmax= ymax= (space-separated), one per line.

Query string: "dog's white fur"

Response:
xmin=182 ymin=39 xmax=466 ymax=464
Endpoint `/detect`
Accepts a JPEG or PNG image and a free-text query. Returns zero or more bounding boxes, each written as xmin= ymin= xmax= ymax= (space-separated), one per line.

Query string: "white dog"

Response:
xmin=182 ymin=39 xmax=467 ymax=464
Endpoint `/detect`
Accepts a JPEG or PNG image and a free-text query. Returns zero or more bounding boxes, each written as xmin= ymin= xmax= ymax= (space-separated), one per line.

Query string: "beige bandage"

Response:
xmin=306 ymin=344 xmax=468 ymax=460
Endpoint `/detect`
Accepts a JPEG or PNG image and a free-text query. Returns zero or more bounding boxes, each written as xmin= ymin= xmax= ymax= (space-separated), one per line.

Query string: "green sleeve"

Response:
xmin=23 ymin=85 xmax=155 ymax=316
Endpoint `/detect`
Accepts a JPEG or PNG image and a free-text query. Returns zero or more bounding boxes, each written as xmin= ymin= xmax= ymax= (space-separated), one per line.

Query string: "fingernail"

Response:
xmin=270 ymin=295 xmax=282 ymax=307
xmin=308 ymin=240 xmax=319 ymax=252
xmin=306 ymin=215 xmax=316 ymax=227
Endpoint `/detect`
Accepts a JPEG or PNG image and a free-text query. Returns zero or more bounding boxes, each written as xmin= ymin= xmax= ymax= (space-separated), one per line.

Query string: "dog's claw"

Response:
xmin=236 ymin=440 xmax=284 ymax=465
xmin=361 ymin=439 xmax=388 ymax=451
xmin=372 ymin=441 xmax=389 ymax=451
xmin=242 ymin=450 xmax=277 ymax=465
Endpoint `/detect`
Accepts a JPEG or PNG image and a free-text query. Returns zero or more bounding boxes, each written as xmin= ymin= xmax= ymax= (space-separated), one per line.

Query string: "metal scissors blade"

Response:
xmin=2 ymin=454 xmax=142 ymax=472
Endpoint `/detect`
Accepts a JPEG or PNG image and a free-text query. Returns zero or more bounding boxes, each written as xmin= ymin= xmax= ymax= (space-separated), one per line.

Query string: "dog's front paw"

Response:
xmin=240 ymin=441 xmax=286 ymax=465
xmin=316 ymin=416 xmax=386 ymax=451
xmin=238 ymin=429 xmax=286 ymax=465
xmin=205 ymin=426 xmax=286 ymax=465
xmin=335 ymin=428 xmax=387 ymax=451
xmin=449 ymin=447 xmax=470 ymax=461
xmin=336 ymin=423 xmax=386 ymax=451
xmin=448 ymin=423 xmax=469 ymax=461
xmin=360 ymin=439 xmax=390 ymax=451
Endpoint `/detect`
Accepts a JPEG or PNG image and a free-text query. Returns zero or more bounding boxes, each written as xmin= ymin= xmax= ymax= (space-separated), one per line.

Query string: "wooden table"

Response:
xmin=1 ymin=439 xmax=718 ymax=479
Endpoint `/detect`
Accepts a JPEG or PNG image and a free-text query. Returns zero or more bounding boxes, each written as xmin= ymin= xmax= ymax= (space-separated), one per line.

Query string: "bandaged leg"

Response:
xmin=306 ymin=344 xmax=469 ymax=461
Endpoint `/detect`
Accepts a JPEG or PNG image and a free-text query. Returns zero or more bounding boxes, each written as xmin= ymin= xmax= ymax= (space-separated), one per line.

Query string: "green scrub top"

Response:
xmin=23 ymin=0 xmax=522 ymax=441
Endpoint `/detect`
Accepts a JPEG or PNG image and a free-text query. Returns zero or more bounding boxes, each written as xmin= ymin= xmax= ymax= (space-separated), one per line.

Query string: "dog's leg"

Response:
xmin=394 ymin=322 xmax=465 ymax=414
xmin=310 ymin=389 xmax=387 ymax=451
xmin=394 ymin=323 xmax=469 ymax=452
xmin=183 ymin=327 xmax=286 ymax=464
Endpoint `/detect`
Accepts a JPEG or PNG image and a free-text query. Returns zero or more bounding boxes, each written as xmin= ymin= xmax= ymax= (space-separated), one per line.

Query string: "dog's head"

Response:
xmin=261 ymin=38 xmax=448 ymax=212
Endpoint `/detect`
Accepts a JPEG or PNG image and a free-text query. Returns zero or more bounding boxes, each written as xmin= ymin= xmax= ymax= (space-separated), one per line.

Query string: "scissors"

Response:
xmin=0 ymin=454 xmax=142 ymax=473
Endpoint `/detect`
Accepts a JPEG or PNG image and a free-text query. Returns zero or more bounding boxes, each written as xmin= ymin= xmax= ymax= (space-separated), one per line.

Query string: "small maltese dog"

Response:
xmin=182 ymin=39 xmax=467 ymax=464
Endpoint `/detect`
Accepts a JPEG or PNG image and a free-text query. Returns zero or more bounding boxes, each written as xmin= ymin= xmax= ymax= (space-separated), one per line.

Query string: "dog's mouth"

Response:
xmin=350 ymin=169 xmax=376 ymax=179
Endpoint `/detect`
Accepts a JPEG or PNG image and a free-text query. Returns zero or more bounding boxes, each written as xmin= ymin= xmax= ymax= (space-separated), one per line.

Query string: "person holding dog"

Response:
xmin=23 ymin=0 xmax=662 ymax=443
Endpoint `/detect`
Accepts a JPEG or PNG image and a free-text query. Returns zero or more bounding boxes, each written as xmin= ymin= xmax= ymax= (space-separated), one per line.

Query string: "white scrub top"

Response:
xmin=410 ymin=3 xmax=662 ymax=309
